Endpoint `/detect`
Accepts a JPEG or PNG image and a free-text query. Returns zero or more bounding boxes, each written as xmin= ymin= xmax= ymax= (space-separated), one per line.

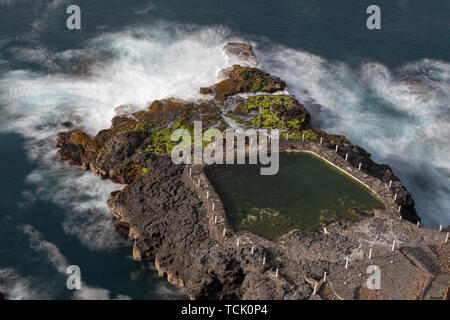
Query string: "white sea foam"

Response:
xmin=0 ymin=268 xmax=43 ymax=300
xmin=156 ymin=282 xmax=187 ymax=300
xmin=260 ymin=46 xmax=450 ymax=227
xmin=133 ymin=2 xmax=157 ymax=16
xmin=23 ymin=225 xmax=131 ymax=300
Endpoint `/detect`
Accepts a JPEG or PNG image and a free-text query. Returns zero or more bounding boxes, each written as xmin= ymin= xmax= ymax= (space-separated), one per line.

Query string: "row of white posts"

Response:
xmin=229 ymin=225 xmax=448 ymax=291
xmin=439 ymin=226 xmax=449 ymax=244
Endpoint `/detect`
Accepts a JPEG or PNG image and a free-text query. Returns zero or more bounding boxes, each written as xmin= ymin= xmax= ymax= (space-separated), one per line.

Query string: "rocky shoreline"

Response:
xmin=55 ymin=43 xmax=449 ymax=299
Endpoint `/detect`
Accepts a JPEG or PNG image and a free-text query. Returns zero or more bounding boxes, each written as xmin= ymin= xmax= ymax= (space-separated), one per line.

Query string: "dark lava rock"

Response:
xmin=62 ymin=121 xmax=73 ymax=128
xmin=199 ymin=87 xmax=214 ymax=95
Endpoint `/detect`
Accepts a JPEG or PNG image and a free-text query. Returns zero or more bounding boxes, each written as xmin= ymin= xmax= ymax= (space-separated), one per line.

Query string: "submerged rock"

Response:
xmin=223 ymin=42 xmax=260 ymax=66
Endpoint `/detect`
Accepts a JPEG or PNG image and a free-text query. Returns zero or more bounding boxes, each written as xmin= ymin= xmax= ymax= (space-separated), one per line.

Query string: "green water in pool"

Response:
xmin=205 ymin=152 xmax=385 ymax=240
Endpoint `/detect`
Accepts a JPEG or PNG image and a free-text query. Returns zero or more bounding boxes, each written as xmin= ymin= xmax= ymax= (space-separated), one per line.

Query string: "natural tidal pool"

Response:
xmin=205 ymin=152 xmax=385 ymax=240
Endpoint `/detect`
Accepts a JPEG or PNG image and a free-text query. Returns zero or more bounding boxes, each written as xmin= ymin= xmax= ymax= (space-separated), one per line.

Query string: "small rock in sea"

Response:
xmin=62 ymin=121 xmax=73 ymax=128
xmin=223 ymin=42 xmax=260 ymax=66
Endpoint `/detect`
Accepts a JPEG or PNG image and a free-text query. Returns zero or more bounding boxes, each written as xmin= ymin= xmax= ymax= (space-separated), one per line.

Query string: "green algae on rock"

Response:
xmin=240 ymin=95 xmax=311 ymax=130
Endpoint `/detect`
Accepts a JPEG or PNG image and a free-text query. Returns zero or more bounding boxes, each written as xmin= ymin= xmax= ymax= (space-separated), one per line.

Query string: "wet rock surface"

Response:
xmin=223 ymin=42 xmax=260 ymax=66
xmin=55 ymin=42 xmax=448 ymax=300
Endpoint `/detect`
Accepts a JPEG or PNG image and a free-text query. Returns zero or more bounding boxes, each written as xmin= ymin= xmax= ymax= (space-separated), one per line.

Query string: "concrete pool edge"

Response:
xmin=182 ymin=137 xmax=408 ymax=247
xmin=284 ymin=149 xmax=385 ymax=207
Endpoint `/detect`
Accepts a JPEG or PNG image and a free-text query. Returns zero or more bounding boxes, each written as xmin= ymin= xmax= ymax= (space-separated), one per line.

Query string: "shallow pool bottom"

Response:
xmin=205 ymin=152 xmax=384 ymax=241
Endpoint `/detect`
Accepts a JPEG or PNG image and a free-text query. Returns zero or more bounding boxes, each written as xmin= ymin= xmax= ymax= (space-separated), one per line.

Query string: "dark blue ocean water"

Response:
xmin=0 ymin=0 xmax=449 ymax=299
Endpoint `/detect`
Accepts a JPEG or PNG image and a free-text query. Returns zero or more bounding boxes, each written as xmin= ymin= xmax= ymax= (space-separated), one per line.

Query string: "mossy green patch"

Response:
xmin=214 ymin=65 xmax=286 ymax=100
xmin=70 ymin=130 xmax=91 ymax=146
xmin=284 ymin=129 xmax=320 ymax=142
xmin=234 ymin=95 xmax=311 ymax=131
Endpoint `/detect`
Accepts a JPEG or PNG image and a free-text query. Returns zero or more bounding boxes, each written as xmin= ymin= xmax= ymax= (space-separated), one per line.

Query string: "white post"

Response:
xmin=275 ymin=268 xmax=279 ymax=278
xmin=345 ymin=153 xmax=348 ymax=161
xmin=345 ymin=257 xmax=349 ymax=269
xmin=389 ymin=180 xmax=392 ymax=188
xmin=392 ymin=240 xmax=396 ymax=251
xmin=212 ymin=202 xmax=215 ymax=211
xmin=189 ymin=168 xmax=192 ymax=176
xmin=206 ymin=191 xmax=209 ymax=199
xmin=335 ymin=145 xmax=338 ymax=153
xmin=358 ymin=163 xmax=362 ymax=171
xmin=286 ymin=133 xmax=289 ymax=140
xmin=313 ymin=284 xmax=317 ymax=295
xmin=417 ymin=221 xmax=420 ymax=228
xmin=439 ymin=225 xmax=443 ymax=232
xmin=223 ymin=228 xmax=226 ymax=236
xmin=398 ymin=205 xmax=401 ymax=213
xmin=237 ymin=238 xmax=240 ymax=246
xmin=394 ymin=193 xmax=397 ymax=201
xmin=320 ymin=137 xmax=323 ymax=145
xmin=263 ymin=257 xmax=266 ymax=266
xmin=214 ymin=216 xmax=218 ymax=224
xmin=302 ymin=133 xmax=305 ymax=141
xmin=251 ymin=246 xmax=254 ymax=255
xmin=368 ymin=248 xmax=372 ymax=260
xmin=324 ymin=272 xmax=327 ymax=283
xmin=445 ymin=232 xmax=448 ymax=243
xmin=197 ymin=178 xmax=200 ymax=187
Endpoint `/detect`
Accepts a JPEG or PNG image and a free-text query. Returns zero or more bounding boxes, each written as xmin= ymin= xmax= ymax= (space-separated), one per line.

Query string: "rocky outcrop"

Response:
xmin=223 ymin=42 xmax=260 ymax=66
xmin=55 ymin=42 xmax=447 ymax=300
xmin=212 ymin=65 xmax=286 ymax=101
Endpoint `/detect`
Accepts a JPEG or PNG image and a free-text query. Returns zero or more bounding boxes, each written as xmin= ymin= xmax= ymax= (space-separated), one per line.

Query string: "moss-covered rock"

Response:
xmin=231 ymin=95 xmax=311 ymax=131
xmin=214 ymin=65 xmax=286 ymax=101
xmin=284 ymin=129 xmax=320 ymax=142
xmin=70 ymin=130 xmax=91 ymax=146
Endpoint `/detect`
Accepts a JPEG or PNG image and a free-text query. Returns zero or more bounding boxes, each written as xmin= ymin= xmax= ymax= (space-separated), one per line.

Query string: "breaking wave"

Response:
xmin=261 ymin=47 xmax=450 ymax=227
